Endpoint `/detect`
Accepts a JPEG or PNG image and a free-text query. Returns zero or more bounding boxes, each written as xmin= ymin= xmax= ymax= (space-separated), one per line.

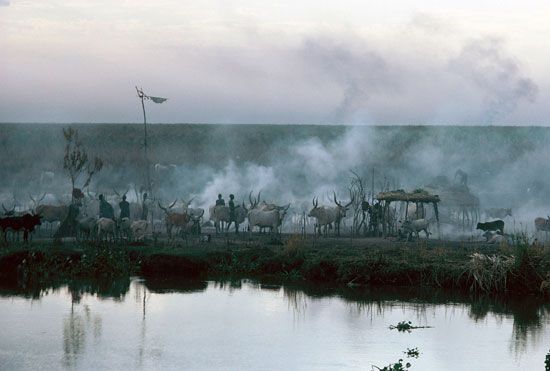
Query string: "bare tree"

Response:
xmin=349 ymin=170 xmax=368 ymax=236
xmin=62 ymin=127 xmax=103 ymax=202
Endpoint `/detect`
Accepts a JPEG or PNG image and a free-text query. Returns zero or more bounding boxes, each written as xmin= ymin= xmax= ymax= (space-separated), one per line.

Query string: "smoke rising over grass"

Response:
xmin=1 ymin=124 xmax=549 ymax=237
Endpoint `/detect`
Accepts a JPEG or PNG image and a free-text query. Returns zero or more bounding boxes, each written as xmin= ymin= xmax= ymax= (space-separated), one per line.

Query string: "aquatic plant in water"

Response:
xmin=389 ymin=321 xmax=431 ymax=332
xmin=373 ymin=348 xmax=421 ymax=370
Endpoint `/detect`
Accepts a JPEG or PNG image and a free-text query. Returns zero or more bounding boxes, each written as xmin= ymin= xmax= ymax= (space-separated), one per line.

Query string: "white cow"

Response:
xmin=402 ymin=218 xmax=431 ymax=240
xmin=97 ymin=218 xmax=116 ymax=241
xmin=308 ymin=193 xmax=353 ymax=236
xmin=131 ymin=220 xmax=150 ymax=241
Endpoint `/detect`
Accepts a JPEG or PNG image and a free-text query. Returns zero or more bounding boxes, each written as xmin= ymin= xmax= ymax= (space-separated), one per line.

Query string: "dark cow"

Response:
xmin=0 ymin=213 xmax=42 ymax=242
xmin=476 ymin=220 xmax=504 ymax=234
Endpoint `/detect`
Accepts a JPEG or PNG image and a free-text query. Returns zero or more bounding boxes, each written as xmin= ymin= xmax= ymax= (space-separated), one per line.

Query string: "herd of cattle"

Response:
xmin=1 ymin=189 xmax=550 ymax=244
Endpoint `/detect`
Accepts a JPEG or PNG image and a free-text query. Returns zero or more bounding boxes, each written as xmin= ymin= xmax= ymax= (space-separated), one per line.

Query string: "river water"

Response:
xmin=1 ymin=279 xmax=549 ymax=370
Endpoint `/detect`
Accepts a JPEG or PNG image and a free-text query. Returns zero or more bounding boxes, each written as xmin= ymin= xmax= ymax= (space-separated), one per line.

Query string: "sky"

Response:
xmin=1 ymin=0 xmax=549 ymax=125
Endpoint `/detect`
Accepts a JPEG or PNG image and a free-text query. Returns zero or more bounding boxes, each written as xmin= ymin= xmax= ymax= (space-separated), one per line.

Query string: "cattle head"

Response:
xmin=2 ymin=203 xmax=15 ymax=216
xmin=275 ymin=204 xmax=291 ymax=224
xmin=248 ymin=191 xmax=261 ymax=210
xmin=308 ymin=197 xmax=319 ymax=218
xmin=158 ymin=200 xmax=177 ymax=214
xmin=29 ymin=193 xmax=46 ymax=211
xmin=332 ymin=191 xmax=354 ymax=219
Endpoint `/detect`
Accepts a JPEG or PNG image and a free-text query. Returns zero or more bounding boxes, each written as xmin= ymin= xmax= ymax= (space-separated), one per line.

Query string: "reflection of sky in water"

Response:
xmin=0 ymin=280 xmax=549 ymax=370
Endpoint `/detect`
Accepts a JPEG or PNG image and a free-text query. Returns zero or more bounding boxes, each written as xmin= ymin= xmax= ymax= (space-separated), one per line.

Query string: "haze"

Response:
xmin=1 ymin=0 xmax=549 ymax=124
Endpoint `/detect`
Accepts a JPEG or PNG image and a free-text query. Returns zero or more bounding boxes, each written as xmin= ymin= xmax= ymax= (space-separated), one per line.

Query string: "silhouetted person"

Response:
xmin=119 ymin=195 xmax=130 ymax=220
xmin=140 ymin=193 xmax=149 ymax=221
xmin=227 ymin=194 xmax=238 ymax=233
xmin=99 ymin=194 xmax=114 ymax=220
xmin=215 ymin=194 xmax=225 ymax=206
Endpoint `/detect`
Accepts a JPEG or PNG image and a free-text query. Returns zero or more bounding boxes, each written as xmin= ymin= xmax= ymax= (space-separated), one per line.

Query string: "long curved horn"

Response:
xmin=284 ymin=203 xmax=290 ymax=211
xmin=168 ymin=199 xmax=177 ymax=209
xmin=257 ymin=191 xmax=261 ymax=204
xmin=344 ymin=192 xmax=355 ymax=208
xmin=333 ymin=191 xmax=342 ymax=207
xmin=158 ymin=201 xmax=168 ymax=213
xmin=2 ymin=203 xmax=7 ymax=213
xmin=113 ymin=188 xmax=121 ymax=197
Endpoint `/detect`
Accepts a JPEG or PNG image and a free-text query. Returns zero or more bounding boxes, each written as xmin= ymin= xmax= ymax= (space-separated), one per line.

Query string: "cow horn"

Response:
xmin=157 ymin=201 xmax=168 ymax=213
xmin=333 ymin=191 xmax=342 ymax=207
xmin=113 ymin=188 xmax=120 ymax=197
xmin=168 ymin=199 xmax=177 ymax=209
xmin=284 ymin=203 xmax=290 ymax=211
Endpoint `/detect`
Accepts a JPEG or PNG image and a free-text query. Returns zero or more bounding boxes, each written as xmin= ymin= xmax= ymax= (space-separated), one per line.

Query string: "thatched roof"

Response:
xmin=423 ymin=186 xmax=479 ymax=208
xmin=376 ymin=189 xmax=440 ymax=203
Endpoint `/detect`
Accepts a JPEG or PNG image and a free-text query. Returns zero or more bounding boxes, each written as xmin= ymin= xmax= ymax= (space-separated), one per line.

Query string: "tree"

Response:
xmin=63 ymin=127 xmax=103 ymax=202
xmin=349 ymin=170 xmax=368 ymax=236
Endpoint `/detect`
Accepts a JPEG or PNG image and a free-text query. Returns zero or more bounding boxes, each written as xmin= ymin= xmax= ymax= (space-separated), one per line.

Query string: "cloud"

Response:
xmin=0 ymin=10 xmax=542 ymax=124
xmin=297 ymin=33 xmax=539 ymax=125
xmin=449 ymin=37 xmax=539 ymax=124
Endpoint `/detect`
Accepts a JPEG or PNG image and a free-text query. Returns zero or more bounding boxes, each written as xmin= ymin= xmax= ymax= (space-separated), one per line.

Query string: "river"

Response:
xmin=1 ymin=278 xmax=549 ymax=370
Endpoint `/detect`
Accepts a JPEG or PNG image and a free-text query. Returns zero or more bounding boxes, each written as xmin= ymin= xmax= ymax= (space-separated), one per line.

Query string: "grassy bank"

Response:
xmin=1 ymin=236 xmax=549 ymax=298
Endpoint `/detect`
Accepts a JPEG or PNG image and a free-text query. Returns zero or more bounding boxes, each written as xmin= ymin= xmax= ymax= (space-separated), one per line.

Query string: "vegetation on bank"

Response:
xmin=1 ymin=236 xmax=550 ymax=298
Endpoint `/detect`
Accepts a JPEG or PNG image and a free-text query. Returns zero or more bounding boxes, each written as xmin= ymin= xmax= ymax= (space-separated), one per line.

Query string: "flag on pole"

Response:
xmin=136 ymin=87 xmax=168 ymax=103
xmin=147 ymin=96 xmax=168 ymax=104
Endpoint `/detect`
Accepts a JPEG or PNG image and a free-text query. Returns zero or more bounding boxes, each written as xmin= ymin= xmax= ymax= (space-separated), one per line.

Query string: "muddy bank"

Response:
xmin=0 ymin=237 xmax=549 ymax=298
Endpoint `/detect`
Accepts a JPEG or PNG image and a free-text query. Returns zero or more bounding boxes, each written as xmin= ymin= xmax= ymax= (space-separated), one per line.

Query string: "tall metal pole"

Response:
xmin=137 ymin=87 xmax=151 ymax=193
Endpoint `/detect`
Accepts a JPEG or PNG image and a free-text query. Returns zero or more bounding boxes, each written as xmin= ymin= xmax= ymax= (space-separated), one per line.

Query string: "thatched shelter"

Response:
xmin=424 ymin=184 xmax=480 ymax=228
xmin=376 ymin=189 xmax=440 ymax=237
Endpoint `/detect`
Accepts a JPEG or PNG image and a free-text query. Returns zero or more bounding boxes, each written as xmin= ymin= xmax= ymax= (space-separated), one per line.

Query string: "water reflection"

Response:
xmin=1 ymin=278 xmax=550 ymax=370
xmin=62 ymin=304 xmax=102 ymax=369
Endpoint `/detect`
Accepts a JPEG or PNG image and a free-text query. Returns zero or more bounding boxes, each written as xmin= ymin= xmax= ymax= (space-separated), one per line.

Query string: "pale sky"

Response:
xmin=1 ymin=0 xmax=549 ymax=124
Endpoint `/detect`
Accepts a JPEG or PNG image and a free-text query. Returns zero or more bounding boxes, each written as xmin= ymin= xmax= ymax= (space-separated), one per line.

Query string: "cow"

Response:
xmin=35 ymin=204 xmax=69 ymax=224
xmin=118 ymin=217 xmax=132 ymax=239
xmin=97 ymin=217 xmax=117 ymax=241
xmin=477 ymin=220 xmax=505 ymax=234
xmin=159 ymin=200 xmax=191 ymax=238
xmin=209 ymin=204 xmax=247 ymax=233
xmin=182 ymin=198 xmax=205 ymax=231
xmin=485 ymin=208 xmax=512 ymax=219
xmin=246 ymin=193 xmax=290 ymax=234
xmin=535 ymin=217 xmax=550 ymax=240
xmin=402 ymin=219 xmax=431 ymax=241
xmin=482 ymin=230 xmax=509 ymax=244
xmin=308 ymin=192 xmax=353 ymax=236
xmin=130 ymin=220 xmax=150 ymax=241
xmin=76 ymin=216 xmax=98 ymax=240
xmin=0 ymin=213 xmax=42 ymax=243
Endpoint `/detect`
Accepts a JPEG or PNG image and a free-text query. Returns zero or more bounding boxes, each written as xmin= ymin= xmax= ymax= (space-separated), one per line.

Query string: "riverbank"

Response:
xmin=1 ymin=235 xmax=549 ymax=298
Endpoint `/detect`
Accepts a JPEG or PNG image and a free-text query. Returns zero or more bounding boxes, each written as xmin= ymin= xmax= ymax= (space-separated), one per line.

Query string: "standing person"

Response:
xmin=99 ymin=194 xmax=115 ymax=220
xmin=215 ymin=194 xmax=225 ymax=206
xmin=119 ymin=195 xmax=130 ymax=220
xmin=227 ymin=194 xmax=238 ymax=234
xmin=140 ymin=193 xmax=149 ymax=221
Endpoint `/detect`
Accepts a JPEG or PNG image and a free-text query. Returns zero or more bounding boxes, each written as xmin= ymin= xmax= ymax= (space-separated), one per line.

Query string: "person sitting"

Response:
xmin=215 ymin=194 xmax=225 ymax=206
xmin=119 ymin=195 xmax=130 ymax=220
xmin=99 ymin=194 xmax=115 ymax=220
